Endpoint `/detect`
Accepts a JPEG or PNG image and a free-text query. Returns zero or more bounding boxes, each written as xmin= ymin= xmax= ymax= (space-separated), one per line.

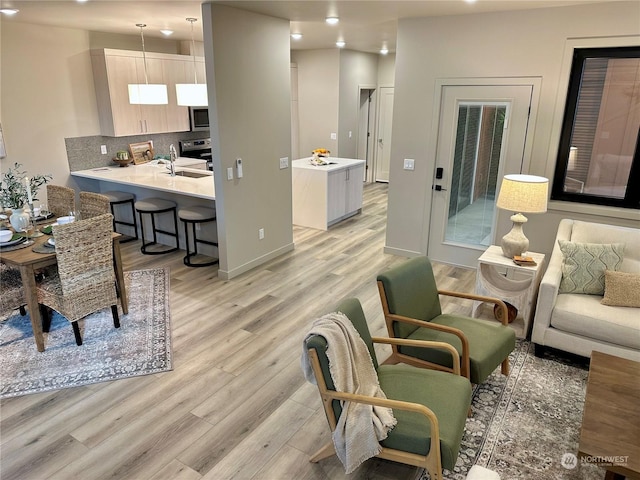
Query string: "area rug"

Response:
xmin=0 ymin=267 xmax=172 ymax=398
xmin=417 ymin=340 xmax=606 ymax=480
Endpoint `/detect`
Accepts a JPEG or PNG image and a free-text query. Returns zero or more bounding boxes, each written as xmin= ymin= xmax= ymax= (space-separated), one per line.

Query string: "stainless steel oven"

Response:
xmin=179 ymin=137 xmax=212 ymax=170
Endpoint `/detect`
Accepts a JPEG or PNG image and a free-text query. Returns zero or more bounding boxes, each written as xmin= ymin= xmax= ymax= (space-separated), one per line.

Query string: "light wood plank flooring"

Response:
xmin=1 ymin=183 xmax=481 ymax=480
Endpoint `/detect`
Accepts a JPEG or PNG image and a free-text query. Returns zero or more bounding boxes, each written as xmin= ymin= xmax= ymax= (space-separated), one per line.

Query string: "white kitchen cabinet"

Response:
xmin=91 ymin=49 xmax=198 ymax=137
xmin=292 ymin=158 xmax=365 ymax=230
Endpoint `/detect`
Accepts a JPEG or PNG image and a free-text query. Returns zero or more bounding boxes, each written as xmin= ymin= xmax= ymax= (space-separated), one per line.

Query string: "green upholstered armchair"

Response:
xmin=305 ymin=297 xmax=472 ymax=480
xmin=377 ymin=256 xmax=516 ymax=384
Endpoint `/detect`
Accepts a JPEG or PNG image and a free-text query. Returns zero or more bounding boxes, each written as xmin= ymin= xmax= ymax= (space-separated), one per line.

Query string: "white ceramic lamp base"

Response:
xmin=501 ymin=213 xmax=529 ymax=258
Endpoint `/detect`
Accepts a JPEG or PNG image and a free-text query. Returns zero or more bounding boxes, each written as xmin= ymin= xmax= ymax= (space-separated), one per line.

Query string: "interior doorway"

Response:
xmin=357 ymin=87 xmax=377 ymax=182
xmin=375 ymin=87 xmax=394 ymax=182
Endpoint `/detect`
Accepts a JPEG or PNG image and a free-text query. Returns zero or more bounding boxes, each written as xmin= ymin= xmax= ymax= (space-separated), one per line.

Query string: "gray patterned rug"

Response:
xmin=417 ymin=340 xmax=606 ymax=480
xmin=0 ymin=268 xmax=172 ymax=398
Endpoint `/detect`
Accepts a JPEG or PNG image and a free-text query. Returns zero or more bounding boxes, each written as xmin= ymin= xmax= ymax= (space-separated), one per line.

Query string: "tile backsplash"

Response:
xmin=65 ymin=130 xmax=210 ymax=171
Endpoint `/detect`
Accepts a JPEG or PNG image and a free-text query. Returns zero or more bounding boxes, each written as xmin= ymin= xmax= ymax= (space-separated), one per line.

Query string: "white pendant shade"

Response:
xmin=176 ymin=83 xmax=208 ymax=107
xmin=128 ymin=84 xmax=168 ymax=105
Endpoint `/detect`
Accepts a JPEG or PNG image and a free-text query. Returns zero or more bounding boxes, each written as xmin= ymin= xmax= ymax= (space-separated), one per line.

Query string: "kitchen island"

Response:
xmin=71 ymin=161 xmax=216 ymax=255
xmin=292 ymin=157 xmax=365 ymax=230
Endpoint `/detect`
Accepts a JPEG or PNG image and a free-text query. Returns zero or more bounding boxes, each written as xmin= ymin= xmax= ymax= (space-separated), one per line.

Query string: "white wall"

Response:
xmin=1 ymin=22 xmax=100 ymax=195
xmin=387 ymin=1 xmax=640 ymax=261
xmin=203 ymin=4 xmax=293 ymax=279
xmin=290 ymin=49 xmax=340 ymax=157
xmin=377 ymin=53 xmax=395 ymax=86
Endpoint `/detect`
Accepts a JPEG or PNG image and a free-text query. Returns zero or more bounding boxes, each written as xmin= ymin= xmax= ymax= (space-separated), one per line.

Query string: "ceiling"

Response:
xmin=0 ymin=0 xmax=617 ymax=54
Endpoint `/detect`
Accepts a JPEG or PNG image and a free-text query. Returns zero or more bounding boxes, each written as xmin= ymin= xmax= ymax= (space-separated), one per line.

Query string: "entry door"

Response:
xmin=427 ymin=85 xmax=534 ymax=267
xmin=375 ymin=87 xmax=394 ymax=182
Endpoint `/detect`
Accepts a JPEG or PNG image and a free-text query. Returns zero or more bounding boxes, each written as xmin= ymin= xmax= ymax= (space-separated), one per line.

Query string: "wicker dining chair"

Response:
xmin=79 ymin=191 xmax=110 ymax=219
xmin=0 ymin=263 xmax=26 ymax=318
xmin=36 ymin=213 xmax=120 ymax=346
xmin=46 ymin=184 xmax=76 ymax=217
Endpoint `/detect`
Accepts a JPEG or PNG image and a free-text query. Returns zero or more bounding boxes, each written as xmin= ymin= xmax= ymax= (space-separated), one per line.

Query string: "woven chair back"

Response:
xmin=79 ymin=191 xmax=110 ymax=219
xmin=51 ymin=213 xmax=116 ymax=302
xmin=0 ymin=264 xmax=25 ymax=314
xmin=47 ymin=184 xmax=75 ymax=217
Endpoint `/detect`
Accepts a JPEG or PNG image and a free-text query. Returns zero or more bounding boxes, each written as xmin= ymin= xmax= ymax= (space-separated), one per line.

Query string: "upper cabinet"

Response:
xmin=91 ymin=49 xmax=206 ymax=137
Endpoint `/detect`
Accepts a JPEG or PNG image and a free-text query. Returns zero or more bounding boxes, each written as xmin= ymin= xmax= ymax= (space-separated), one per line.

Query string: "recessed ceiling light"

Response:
xmin=76 ymin=0 xmax=89 ymax=3
xmin=160 ymin=29 xmax=174 ymax=36
xmin=0 ymin=8 xmax=19 ymax=15
xmin=325 ymin=17 xmax=339 ymax=25
xmin=291 ymin=33 xmax=303 ymax=40
xmin=380 ymin=48 xmax=389 ymax=55
xmin=336 ymin=40 xmax=346 ymax=48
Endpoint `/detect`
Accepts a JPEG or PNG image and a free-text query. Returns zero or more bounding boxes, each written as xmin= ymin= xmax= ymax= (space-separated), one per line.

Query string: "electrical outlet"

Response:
xmin=279 ymin=157 xmax=289 ymax=169
xmin=330 ymin=132 xmax=337 ymax=140
xmin=258 ymin=228 xmax=264 ymax=240
xmin=227 ymin=167 xmax=234 ymax=180
xmin=100 ymin=145 xmax=107 ymax=155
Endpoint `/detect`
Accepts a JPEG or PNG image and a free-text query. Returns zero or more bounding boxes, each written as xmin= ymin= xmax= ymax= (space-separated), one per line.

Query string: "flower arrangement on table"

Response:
xmin=310 ymin=148 xmax=331 ymax=165
xmin=0 ymin=162 xmax=52 ymax=211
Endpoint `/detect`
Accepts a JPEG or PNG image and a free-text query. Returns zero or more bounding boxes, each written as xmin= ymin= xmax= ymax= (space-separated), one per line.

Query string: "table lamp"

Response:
xmin=496 ymin=174 xmax=548 ymax=258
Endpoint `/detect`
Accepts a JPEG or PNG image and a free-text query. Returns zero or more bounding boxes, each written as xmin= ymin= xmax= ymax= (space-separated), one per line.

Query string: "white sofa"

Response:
xmin=532 ymin=219 xmax=640 ymax=361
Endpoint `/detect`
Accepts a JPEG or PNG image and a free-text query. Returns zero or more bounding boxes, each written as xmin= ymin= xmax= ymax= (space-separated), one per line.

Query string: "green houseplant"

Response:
xmin=0 ymin=162 xmax=52 ymax=210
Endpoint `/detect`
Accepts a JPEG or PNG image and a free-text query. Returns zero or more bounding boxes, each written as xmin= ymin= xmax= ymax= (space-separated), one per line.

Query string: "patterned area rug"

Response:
xmin=0 ymin=268 xmax=172 ymax=398
xmin=417 ymin=340 xmax=605 ymax=480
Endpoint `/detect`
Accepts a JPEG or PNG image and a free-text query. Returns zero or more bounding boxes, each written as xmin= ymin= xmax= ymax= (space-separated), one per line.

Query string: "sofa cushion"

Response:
xmin=550 ymin=293 xmax=640 ymax=350
xmin=602 ymin=271 xmax=640 ymax=308
xmin=558 ymin=241 xmax=624 ymax=295
xmin=570 ymin=221 xmax=640 ymax=274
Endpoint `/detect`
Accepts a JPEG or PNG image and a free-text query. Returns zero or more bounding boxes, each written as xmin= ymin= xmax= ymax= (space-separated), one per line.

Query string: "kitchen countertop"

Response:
xmin=71 ymin=161 xmax=215 ymax=200
xmin=292 ymin=157 xmax=365 ymax=172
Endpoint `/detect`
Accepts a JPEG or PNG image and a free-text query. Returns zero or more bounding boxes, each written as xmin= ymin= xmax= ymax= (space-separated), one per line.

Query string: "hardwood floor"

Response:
xmin=1 ymin=183 xmax=480 ymax=480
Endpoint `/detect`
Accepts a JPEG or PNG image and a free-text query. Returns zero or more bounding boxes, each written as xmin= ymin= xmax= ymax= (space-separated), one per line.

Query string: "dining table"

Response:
xmin=0 ymin=220 xmax=128 ymax=352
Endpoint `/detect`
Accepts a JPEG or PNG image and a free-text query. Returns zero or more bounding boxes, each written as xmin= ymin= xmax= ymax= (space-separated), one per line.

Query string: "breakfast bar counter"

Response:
xmin=71 ymin=161 xmax=215 ymax=200
xmin=71 ymin=162 xmax=217 ymax=256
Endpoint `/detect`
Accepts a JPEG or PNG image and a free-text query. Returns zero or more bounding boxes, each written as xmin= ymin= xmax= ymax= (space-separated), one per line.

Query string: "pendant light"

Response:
xmin=176 ymin=18 xmax=208 ymax=107
xmin=128 ymin=23 xmax=168 ymax=105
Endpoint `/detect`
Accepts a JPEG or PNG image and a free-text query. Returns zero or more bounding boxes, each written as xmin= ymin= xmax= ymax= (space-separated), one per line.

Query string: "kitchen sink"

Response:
xmin=166 ymin=170 xmax=211 ymax=179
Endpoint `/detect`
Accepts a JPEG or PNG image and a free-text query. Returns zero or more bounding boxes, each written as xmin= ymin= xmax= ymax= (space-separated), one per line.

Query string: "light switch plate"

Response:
xmin=279 ymin=157 xmax=289 ymax=169
xmin=227 ymin=167 xmax=233 ymax=180
xmin=403 ymin=158 xmax=415 ymax=171
xmin=330 ymin=132 xmax=337 ymax=140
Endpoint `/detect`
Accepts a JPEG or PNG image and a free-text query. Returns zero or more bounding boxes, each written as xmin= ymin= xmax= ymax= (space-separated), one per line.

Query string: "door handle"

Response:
xmin=433 ymin=185 xmax=447 ymax=191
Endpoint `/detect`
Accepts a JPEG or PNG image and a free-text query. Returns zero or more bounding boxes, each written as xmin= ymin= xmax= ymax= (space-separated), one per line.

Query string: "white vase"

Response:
xmin=9 ymin=208 xmax=30 ymax=232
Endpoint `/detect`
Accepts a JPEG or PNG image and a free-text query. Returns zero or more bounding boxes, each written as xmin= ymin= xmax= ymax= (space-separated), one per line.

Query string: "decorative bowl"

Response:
xmin=494 ymin=301 xmax=518 ymax=324
xmin=0 ymin=229 xmax=13 ymax=243
xmin=113 ymin=157 xmax=132 ymax=168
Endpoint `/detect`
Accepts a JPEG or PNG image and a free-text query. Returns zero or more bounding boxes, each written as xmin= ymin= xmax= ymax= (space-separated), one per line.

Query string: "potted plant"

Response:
xmin=1 ymin=162 xmax=52 ymax=229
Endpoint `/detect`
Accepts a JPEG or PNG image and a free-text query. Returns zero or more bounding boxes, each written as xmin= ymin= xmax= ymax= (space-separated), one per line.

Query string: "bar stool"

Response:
xmin=103 ymin=191 xmax=138 ymax=242
xmin=178 ymin=206 xmax=219 ymax=267
xmin=135 ymin=198 xmax=179 ymax=255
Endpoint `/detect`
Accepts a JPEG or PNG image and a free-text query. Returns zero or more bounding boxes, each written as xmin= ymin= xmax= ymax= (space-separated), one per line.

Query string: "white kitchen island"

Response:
xmin=71 ymin=161 xmax=216 ymax=255
xmin=292 ymin=157 xmax=365 ymax=230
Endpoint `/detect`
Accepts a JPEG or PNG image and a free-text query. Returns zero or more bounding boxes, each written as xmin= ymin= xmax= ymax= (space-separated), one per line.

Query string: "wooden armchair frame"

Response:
xmin=307 ymin=337 xmax=463 ymax=480
xmin=378 ymin=281 xmax=510 ymax=381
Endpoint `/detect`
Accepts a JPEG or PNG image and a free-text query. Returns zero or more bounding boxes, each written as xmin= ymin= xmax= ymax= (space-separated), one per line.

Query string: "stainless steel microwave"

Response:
xmin=189 ymin=107 xmax=210 ymax=131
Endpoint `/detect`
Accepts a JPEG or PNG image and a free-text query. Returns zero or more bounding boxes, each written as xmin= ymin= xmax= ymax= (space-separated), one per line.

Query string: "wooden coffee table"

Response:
xmin=579 ymin=351 xmax=640 ymax=479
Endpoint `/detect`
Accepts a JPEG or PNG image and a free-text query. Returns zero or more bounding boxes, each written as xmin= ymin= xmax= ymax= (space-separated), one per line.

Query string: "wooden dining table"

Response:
xmin=0 ymin=226 xmax=128 ymax=352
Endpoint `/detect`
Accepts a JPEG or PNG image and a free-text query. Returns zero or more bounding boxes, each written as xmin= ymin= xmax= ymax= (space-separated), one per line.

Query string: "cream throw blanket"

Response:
xmin=301 ymin=311 xmax=397 ymax=474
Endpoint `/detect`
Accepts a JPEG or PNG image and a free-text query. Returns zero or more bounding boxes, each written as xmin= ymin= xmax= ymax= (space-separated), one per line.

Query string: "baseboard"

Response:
xmin=217 ymin=242 xmax=295 ymax=280
xmin=382 ymin=245 xmax=423 ymax=257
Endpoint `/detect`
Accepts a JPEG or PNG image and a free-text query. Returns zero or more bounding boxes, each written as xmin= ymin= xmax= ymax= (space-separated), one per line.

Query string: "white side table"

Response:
xmin=472 ymin=245 xmax=545 ymax=339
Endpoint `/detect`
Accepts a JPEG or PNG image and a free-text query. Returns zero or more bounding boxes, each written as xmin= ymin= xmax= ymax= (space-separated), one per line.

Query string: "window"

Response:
xmin=552 ymin=46 xmax=640 ymax=209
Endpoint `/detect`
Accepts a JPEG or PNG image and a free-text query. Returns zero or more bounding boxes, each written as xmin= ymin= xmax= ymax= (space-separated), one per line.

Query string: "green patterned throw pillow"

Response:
xmin=558 ymin=241 xmax=625 ymax=295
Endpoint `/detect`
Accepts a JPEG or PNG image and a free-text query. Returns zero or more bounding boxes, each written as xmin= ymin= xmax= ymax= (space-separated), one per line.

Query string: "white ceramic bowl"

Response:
xmin=0 ymin=229 xmax=13 ymax=243
xmin=57 ymin=216 xmax=75 ymax=225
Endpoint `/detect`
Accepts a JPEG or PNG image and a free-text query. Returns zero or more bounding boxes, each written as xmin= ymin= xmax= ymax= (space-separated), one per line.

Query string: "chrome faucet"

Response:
xmin=168 ymin=144 xmax=177 ymax=177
